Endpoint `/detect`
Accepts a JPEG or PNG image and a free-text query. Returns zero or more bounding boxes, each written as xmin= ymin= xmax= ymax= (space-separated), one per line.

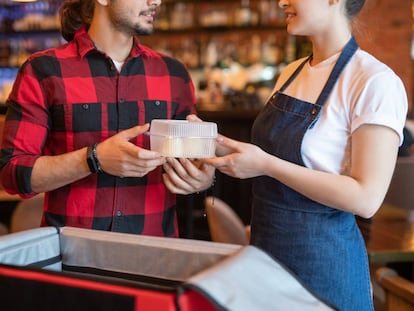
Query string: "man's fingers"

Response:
xmin=186 ymin=114 xmax=203 ymax=122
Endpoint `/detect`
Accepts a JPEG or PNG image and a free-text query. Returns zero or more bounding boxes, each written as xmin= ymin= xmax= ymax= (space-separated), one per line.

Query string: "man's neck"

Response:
xmin=88 ymin=19 xmax=133 ymax=62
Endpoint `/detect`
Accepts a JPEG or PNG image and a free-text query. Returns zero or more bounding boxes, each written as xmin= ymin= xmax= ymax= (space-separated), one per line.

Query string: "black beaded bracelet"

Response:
xmin=86 ymin=143 xmax=103 ymax=173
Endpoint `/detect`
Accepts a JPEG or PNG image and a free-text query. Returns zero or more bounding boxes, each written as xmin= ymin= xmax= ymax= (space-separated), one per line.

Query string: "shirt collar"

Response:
xmin=74 ymin=27 xmax=149 ymax=59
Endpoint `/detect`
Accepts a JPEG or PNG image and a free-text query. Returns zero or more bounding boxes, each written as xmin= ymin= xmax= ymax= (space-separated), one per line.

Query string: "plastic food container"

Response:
xmin=149 ymin=119 xmax=218 ymax=158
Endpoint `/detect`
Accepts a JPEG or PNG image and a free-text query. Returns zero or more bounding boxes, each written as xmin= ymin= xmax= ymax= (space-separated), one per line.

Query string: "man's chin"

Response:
xmin=134 ymin=26 xmax=154 ymax=36
xmin=137 ymin=31 xmax=153 ymax=36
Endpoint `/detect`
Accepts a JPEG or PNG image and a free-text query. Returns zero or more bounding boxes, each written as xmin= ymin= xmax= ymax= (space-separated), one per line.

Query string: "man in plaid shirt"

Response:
xmin=0 ymin=0 xmax=215 ymax=237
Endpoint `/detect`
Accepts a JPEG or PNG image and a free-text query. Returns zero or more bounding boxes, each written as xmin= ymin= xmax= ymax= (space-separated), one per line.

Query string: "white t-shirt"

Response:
xmin=113 ymin=60 xmax=124 ymax=72
xmin=273 ymin=49 xmax=408 ymax=175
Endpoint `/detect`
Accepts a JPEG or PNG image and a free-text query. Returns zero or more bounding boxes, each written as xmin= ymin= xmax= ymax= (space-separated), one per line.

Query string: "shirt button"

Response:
xmin=116 ymin=210 xmax=122 ymax=216
xmin=155 ymin=101 xmax=160 ymax=106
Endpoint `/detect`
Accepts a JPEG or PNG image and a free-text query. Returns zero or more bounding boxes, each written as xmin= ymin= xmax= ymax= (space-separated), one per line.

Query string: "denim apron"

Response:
xmin=250 ymin=37 xmax=373 ymax=311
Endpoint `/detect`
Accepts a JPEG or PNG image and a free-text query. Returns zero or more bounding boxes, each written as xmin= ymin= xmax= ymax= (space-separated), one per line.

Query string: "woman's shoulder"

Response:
xmin=344 ymin=49 xmax=405 ymax=95
xmin=351 ymin=49 xmax=397 ymax=78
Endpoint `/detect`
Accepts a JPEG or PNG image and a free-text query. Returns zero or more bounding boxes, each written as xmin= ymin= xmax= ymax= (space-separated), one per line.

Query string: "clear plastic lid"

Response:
xmin=149 ymin=120 xmax=217 ymax=138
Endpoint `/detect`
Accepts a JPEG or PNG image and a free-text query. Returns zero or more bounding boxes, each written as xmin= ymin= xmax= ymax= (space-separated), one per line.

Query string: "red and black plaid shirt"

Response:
xmin=0 ymin=28 xmax=196 ymax=237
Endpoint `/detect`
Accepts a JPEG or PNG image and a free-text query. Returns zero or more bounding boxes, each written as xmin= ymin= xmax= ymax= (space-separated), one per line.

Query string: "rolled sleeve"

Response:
xmin=0 ymin=61 xmax=48 ymax=197
xmin=351 ymin=70 xmax=408 ymax=146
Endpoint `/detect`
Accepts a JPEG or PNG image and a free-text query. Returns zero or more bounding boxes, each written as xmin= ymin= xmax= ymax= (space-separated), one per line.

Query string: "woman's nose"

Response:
xmin=278 ymin=0 xmax=289 ymax=9
xmin=148 ymin=0 xmax=161 ymax=8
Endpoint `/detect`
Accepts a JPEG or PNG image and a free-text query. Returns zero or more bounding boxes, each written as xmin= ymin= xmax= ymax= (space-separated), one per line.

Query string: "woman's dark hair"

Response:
xmin=59 ymin=0 xmax=95 ymax=42
xmin=345 ymin=0 xmax=366 ymax=18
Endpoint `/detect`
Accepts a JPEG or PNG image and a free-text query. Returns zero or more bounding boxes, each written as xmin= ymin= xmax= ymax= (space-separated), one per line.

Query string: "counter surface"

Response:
xmin=364 ymin=205 xmax=414 ymax=264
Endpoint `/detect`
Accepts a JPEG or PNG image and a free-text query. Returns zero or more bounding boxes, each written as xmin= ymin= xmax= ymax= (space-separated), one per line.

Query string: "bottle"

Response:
xmin=262 ymin=36 xmax=281 ymax=65
xmin=259 ymin=0 xmax=270 ymax=25
xmin=267 ymin=0 xmax=279 ymax=25
xmin=284 ymin=35 xmax=297 ymax=63
xmin=235 ymin=0 xmax=251 ymax=26
xmin=156 ymin=3 xmax=170 ymax=30
xmin=205 ymin=40 xmax=218 ymax=68
xmin=249 ymin=35 xmax=261 ymax=64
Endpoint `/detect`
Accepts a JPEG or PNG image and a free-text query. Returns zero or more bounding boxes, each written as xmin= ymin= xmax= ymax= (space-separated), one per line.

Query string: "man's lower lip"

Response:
xmin=142 ymin=15 xmax=154 ymax=22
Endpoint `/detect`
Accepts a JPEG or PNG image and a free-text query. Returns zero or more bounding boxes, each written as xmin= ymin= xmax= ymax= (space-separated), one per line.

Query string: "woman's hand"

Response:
xmin=204 ymin=135 xmax=269 ymax=179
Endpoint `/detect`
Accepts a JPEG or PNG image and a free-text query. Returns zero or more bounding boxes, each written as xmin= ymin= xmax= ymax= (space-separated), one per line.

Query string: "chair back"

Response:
xmin=10 ymin=194 xmax=44 ymax=233
xmin=204 ymin=196 xmax=248 ymax=245
xmin=384 ymin=155 xmax=414 ymax=209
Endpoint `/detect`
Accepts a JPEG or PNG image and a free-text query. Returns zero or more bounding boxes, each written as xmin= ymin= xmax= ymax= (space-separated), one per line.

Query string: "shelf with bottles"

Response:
xmin=0 ymin=0 xmax=62 ymax=106
xmin=0 ymin=0 xmax=61 ymax=33
xmin=0 ymin=30 xmax=65 ymax=108
xmin=0 ymin=0 xmax=313 ymax=112
xmin=140 ymin=0 xmax=312 ymax=69
xmin=139 ymin=0 xmax=312 ymax=111
xmin=0 ymin=67 xmax=18 ymax=106
xmin=157 ymin=0 xmax=285 ymax=31
xmin=0 ymin=31 xmax=65 ymax=68
xmin=0 ymin=0 xmax=63 ymax=68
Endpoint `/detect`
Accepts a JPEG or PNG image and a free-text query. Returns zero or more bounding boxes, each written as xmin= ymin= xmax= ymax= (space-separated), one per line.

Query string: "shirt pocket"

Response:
xmin=49 ymin=102 xmax=104 ymax=152
xmin=50 ymin=102 xmax=103 ymax=133
xmin=139 ymin=99 xmax=180 ymax=124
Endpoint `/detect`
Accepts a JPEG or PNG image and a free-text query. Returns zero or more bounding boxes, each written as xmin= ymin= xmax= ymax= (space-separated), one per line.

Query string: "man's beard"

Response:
xmin=109 ymin=7 xmax=155 ymax=36
xmin=113 ymin=19 xmax=154 ymax=36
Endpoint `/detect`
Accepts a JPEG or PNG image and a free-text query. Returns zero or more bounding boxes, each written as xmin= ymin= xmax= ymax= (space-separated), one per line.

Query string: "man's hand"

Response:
xmin=97 ymin=124 xmax=166 ymax=177
xmin=162 ymin=157 xmax=215 ymax=194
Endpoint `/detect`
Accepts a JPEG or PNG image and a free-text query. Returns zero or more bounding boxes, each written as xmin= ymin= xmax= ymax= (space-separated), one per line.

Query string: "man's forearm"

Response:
xmin=31 ymin=147 xmax=91 ymax=193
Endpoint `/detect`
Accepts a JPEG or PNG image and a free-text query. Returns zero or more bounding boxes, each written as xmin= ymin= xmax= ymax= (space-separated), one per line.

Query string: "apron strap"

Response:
xmin=315 ymin=36 xmax=359 ymax=107
xmin=279 ymin=56 xmax=312 ymax=93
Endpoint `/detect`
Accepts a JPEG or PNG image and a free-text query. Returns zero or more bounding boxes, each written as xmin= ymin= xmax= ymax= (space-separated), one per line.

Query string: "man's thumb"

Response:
xmin=120 ymin=124 xmax=150 ymax=140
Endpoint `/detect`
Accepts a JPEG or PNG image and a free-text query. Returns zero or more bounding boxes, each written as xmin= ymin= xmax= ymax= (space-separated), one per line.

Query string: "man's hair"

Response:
xmin=59 ymin=0 xmax=94 ymax=41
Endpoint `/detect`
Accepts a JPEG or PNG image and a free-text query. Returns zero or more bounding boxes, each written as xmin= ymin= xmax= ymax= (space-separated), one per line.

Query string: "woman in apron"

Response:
xmin=204 ymin=0 xmax=408 ymax=310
